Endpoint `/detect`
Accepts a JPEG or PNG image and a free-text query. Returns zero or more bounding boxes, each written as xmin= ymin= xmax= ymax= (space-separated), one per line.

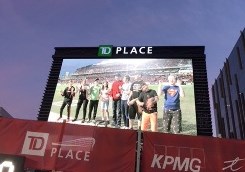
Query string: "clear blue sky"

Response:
xmin=0 ymin=0 xmax=245 ymax=121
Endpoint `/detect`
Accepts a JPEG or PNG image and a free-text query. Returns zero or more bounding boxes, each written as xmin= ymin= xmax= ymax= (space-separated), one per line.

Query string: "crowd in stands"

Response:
xmin=73 ymin=59 xmax=191 ymax=75
xmin=59 ymin=73 xmax=193 ymax=86
xmin=59 ymin=59 xmax=193 ymax=85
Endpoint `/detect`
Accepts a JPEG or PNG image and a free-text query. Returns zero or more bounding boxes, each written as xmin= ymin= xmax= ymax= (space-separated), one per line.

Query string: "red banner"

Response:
xmin=0 ymin=118 xmax=136 ymax=172
xmin=1 ymin=118 xmax=245 ymax=172
xmin=141 ymin=132 xmax=245 ymax=172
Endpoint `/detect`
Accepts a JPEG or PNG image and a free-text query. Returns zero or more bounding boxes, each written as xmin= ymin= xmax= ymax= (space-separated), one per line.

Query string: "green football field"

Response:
xmin=49 ymin=84 xmax=197 ymax=135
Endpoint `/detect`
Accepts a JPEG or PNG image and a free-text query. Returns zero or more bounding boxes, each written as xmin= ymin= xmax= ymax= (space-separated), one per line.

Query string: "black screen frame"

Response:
xmin=38 ymin=46 xmax=212 ymax=136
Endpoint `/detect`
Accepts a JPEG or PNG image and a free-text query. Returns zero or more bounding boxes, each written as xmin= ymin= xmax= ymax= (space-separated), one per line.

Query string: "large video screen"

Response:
xmin=48 ymin=58 xmax=197 ymax=135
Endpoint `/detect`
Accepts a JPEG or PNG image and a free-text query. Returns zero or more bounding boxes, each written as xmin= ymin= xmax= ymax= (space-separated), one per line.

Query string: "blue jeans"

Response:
xmin=121 ymin=100 xmax=129 ymax=127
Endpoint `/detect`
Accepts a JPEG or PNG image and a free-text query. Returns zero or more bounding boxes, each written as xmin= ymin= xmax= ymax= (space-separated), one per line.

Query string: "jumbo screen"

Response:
xmin=48 ymin=58 xmax=197 ymax=135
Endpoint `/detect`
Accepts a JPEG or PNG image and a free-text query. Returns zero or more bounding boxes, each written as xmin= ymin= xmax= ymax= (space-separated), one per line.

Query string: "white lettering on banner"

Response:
xmin=139 ymin=47 xmax=145 ymax=54
xmin=50 ymin=137 xmax=95 ymax=162
xmin=222 ymin=157 xmax=245 ymax=171
xmin=151 ymin=154 xmax=201 ymax=172
xmin=123 ymin=47 xmax=128 ymax=54
xmin=21 ymin=130 xmax=95 ymax=163
xmin=21 ymin=131 xmax=49 ymax=156
xmin=148 ymin=47 xmax=153 ymax=54
xmin=150 ymin=145 xmax=205 ymax=172
xmin=116 ymin=47 xmax=122 ymax=54
xmin=51 ymin=148 xmax=90 ymax=161
xmin=115 ymin=47 xmax=153 ymax=55
xmin=130 ymin=47 xmax=137 ymax=54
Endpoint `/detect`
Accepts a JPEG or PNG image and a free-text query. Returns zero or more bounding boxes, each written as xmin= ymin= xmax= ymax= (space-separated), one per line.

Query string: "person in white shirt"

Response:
xmin=121 ymin=75 xmax=131 ymax=128
xmin=100 ymin=81 xmax=110 ymax=125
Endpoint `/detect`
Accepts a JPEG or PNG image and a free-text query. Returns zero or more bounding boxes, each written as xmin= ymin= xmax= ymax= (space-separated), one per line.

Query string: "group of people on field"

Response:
xmin=58 ymin=73 xmax=184 ymax=133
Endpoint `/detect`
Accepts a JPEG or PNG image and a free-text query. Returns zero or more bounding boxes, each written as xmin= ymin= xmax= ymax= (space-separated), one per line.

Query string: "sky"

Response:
xmin=0 ymin=0 xmax=245 ymax=126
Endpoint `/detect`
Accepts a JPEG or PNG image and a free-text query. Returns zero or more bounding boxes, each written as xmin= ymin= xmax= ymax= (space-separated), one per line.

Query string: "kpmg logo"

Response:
xmin=151 ymin=145 xmax=205 ymax=172
xmin=21 ymin=131 xmax=49 ymax=156
xmin=98 ymin=45 xmax=112 ymax=57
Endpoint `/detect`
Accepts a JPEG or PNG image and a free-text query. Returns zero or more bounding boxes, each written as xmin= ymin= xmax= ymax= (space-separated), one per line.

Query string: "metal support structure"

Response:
xmin=136 ymin=129 xmax=142 ymax=172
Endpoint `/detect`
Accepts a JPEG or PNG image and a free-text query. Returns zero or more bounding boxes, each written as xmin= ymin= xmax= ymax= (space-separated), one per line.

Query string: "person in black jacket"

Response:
xmin=58 ymin=80 xmax=75 ymax=121
xmin=136 ymin=82 xmax=159 ymax=132
xmin=72 ymin=79 xmax=89 ymax=123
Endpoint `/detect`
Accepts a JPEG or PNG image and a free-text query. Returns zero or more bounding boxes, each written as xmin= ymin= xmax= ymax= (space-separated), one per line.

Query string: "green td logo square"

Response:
xmin=98 ymin=45 xmax=113 ymax=57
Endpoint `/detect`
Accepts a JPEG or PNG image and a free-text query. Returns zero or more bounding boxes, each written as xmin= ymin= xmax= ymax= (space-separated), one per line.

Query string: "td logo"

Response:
xmin=98 ymin=45 xmax=112 ymax=57
xmin=21 ymin=131 xmax=49 ymax=157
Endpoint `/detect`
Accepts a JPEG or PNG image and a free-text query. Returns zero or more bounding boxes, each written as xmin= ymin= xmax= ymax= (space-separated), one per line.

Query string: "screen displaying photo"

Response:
xmin=48 ymin=58 xmax=196 ymax=135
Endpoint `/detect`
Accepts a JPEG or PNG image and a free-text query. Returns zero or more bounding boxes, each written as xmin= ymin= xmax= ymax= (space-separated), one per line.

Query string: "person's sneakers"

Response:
xmin=92 ymin=120 xmax=96 ymax=124
xmin=111 ymin=122 xmax=116 ymax=126
xmin=86 ymin=119 xmax=91 ymax=123
xmin=81 ymin=119 xmax=85 ymax=123
xmin=96 ymin=120 xmax=105 ymax=126
xmin=72 ymin=118 xmax=77 ymax=122
xmin=105 ymin=121 xmax=110 ymax=127
xmin=57 ymin=117 xmax=62 ymax=121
